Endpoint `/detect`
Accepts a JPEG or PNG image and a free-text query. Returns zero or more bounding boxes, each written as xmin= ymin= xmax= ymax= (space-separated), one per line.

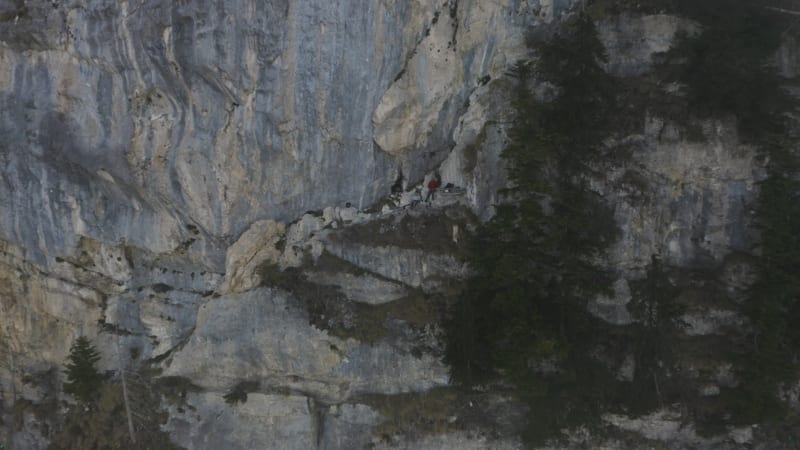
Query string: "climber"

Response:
xmin=339 ymin=202 xmax=358 ymax=224
xmin=391 ymin=170 xmax=404 ymax=194
xmin=413 ymin=187 xmax=423 ymax=206
xmin=425 ymin=177 xmax=440 ymax=203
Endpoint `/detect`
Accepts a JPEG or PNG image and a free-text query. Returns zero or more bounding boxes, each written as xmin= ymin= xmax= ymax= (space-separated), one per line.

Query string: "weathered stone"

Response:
xmin=220 ymin=220 xmax=285 ymax=294
xmin=699 ymin=384 xmax=721 ymax=397
xmin=682 ymin=309 xmax=744 ymax=336
xmin=0 ymin=238 xmax=105 ymax=375
xmin=306 ymin=270 xmax=410 ymax=305
xmin=439 ymin=80 xmax=512 ymax=221
xmin=780 ymin=379 xmax=800 ymax=411
xmin=371 ymin=431 xmax=520 ymax=450
xmin=280 ymin=213 xmax=326 ymax=268
xmin=588 ymin=278 xmax=633 ymax=325
xmin=597 ymin=14 xmax=697 ymax=76
xmin=372 ymin=0 xmax=536 ymax=182
xmin=319 ymin=403 xmax=382 ymax=450
xmin=603 ymin=409 xmax=686 ymax=442
xmin=324 ymin=241 xmax=466 ymax=290
xmin=729 ymin=426 xmax=753 ymax=445
xmin=107 ymin=289 xmax=204 ymax=357
xmin=715 ymin=363 xmax=739 ymax=388
xmin=161 ymin=288 xmax=449 ymax=402
xmin=617 ymin=354 xmax=636 ymax=382
xmin=605 ymin=117 xmax=760 ymax=279
xmin=164 ymin=392 xmax=316 ymax=450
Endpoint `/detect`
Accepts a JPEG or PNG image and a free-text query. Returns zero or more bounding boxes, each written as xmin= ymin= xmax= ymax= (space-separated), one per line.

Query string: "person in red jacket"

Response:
xmin=425 ymin=177 xmax=440 ymax=203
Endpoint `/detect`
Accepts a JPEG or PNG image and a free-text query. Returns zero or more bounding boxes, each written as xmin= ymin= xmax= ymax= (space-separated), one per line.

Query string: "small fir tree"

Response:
xmin=63 ymin=336 xmax=103 ymax=403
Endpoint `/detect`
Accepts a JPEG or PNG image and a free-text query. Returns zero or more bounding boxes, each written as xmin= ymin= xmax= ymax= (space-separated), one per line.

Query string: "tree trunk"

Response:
xmin=116 ymin=340 xmax=136 ymax=444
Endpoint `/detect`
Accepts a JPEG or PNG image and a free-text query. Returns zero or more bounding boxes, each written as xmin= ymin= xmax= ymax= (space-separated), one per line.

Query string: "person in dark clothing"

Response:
xmin=391 ymin=170 xmax=404 ymax=194
xmin=425 ymin=178 xmax=440 ymax=202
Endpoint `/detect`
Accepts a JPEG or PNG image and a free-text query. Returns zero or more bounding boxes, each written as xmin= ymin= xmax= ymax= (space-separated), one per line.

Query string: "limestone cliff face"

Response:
xmin=0 ymin=0 xmax=793 ymax=449
xmin=0 ymin=0 xmax=538 ymax=264
xmin=0 ymin=0 xmax=540 ymax=448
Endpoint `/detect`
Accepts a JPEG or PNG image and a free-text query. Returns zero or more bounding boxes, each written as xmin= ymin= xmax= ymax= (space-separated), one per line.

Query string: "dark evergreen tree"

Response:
xmin=445 ymin=12 xmax=620 ymax=441
xmin=447 ymin=0 xmax=800 ymax=440
xmin=627 ymin=255 xmax=683 ymax=412
xmin=659 ymin=0 xmax=791 ymax=139
xmin=738 ymin=152 xmax=800 ymax=422
xmin=535 ymin=12 xmax=616 ymax=158
xmin=662 ymin=0 xmax=800 ymax=426
xmin=63 ymin=336 xmax=103 ymax=403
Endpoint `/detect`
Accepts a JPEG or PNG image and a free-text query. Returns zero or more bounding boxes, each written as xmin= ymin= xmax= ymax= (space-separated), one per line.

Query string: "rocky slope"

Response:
xmin=1 ymin=0 xmax=798 ymax=448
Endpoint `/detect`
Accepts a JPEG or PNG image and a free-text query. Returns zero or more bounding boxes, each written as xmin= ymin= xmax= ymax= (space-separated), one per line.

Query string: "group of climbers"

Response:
xmin=392 ymin=169 xmax=446 ymax=203
xmin=326 ymin=170 xmax=460 ymax=229
xmin=421 ymin=173 xmax=463 ymax=203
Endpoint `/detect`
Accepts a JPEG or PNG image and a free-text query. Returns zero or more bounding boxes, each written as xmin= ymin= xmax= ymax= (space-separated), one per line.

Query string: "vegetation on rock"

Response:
xmin=626 ymin=256 xmax=684 ymax=414
xmin=58 ymin=338 xmax=184 ymax=449
xmin=447 ymin=0 xmax=800 ymax=443
xmin=659 ymin=0 xmax=792 ymax=141
xmin=51 ymin=371 xmax=183 ymax=450
xmin=62 ymin=336 xmax=104 ymax=404
xmin=223 ymin=381 xmax=260 ymax=405
xmin=662 ymin=0 xmax=800 ymax=427
xmin=445 ymin=12 xmax=623 ymax=444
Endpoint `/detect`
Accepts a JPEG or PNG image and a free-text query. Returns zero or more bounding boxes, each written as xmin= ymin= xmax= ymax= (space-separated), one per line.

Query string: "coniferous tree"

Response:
xmin=63 ymin=336 xmax=103 ymax=403
xmin=627 ymin=255 xmax=683 ymax=412
xmin=661 ymin=0 xmax=800 ymax=425
xmin=660 ymin=0 xmax=790 ymax=140
xmin=445 ymin=10 xmax=618 ymax=406
xmin=739 ymin=149 xmax=800 ymax=422
xmin=536 ymin=13 xmax=616 ymax=157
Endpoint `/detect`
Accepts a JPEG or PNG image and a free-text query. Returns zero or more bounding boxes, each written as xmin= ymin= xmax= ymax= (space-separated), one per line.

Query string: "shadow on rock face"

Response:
xmin=38 ymin=110 xmax=131 ymax=188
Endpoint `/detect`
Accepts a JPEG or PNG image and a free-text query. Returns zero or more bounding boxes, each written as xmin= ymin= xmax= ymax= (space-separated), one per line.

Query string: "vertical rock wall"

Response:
xmin=0 ymin=0 xmax=540 ymax=264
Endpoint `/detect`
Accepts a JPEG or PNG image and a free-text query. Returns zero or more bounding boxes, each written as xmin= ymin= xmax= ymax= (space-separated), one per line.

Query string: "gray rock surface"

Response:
xmin=598 ymin=117 xmax=761 ymax=317
xmin=597 ymin=14 xmax=697 ymax=76
xmin=324 ymin=240 xmax=467 ymax=291
xmin=1 ymin=0 xmax=534 ymax=441
xmin=372 ymin=431 xmax=521 ymax=450
xmin=0 ymin=0 xmax=540 ymax=267
xmin=165 ymin=392 xmax=317 ymax=450
xmin=306 ymin=269 xmax=410 ymax=305
xmin=220 ymin=219 xmax=285 ymax=294
xmin=681 ymin=308 xmax=745 ymax=336
xmin=318 ymin=403 xmax=383 ymax=450
xmin=588 ymin=278 xmax=634 ymax=325
xmin=161 ymin=287 xmax=449 ymax=402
